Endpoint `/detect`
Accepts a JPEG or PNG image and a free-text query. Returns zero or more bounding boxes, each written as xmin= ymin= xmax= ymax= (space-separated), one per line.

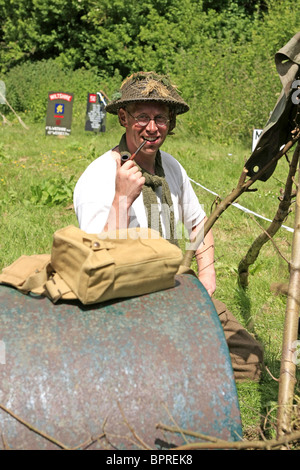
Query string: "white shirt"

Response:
xmin=73 ymin=149 xmax=206 ymax=238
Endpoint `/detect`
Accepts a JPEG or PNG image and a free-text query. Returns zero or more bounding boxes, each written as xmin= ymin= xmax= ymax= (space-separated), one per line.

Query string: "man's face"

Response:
xmin=119 ymin=102 xmax=170 ymax=158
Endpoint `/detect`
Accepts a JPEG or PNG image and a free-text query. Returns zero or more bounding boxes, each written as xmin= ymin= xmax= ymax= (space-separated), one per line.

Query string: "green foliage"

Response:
xmin=0 ymin=0 xmax=299 ymax=142
xmin=202 ymin=0 xmax=268 ymax=15
xmin=0 ymin=0 xmax=90 ymax=72
xmin=171 ymin=0 xmax=299 ymax=142
xmin=30 ymin=175 xmax=75 ymax=207
xmin=0 ymin=143 xmax=8 ymax=162
xmin=3 ymin=59 xmax=122 ymax=121
xmin=0 ymin=0 xmax=281 ymax=76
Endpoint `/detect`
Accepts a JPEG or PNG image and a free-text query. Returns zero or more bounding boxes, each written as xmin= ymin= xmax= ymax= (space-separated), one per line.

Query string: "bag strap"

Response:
xmin=0 ymin=254 xmax=51 ymax=291
xmin=44 ymin=273 xmax=77 ymax=303
xmin=0 ymin=254 xmax=76 ymax=303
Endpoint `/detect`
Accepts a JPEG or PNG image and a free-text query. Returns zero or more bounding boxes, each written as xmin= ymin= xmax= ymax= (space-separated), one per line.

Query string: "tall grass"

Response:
xmin=0 ymin=114 xmax=298 ymax=440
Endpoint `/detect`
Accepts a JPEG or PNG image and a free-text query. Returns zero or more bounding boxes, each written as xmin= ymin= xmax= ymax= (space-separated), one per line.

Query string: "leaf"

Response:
xmin=30 ymin=175 xmax=75 ymax=207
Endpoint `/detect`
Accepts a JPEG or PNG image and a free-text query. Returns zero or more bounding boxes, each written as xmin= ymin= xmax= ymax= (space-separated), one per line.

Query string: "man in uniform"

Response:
xmin=74 ymin=71 xmax=263 ymax=381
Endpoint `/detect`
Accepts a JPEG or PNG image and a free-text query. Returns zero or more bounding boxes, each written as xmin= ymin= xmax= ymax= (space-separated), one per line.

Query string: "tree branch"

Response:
xmin=181 ymin=132 xmax=300 ymax=268
xmin=157 ymin=422 xmax=300 ymax=450
xmin=238 ymin=142 xmax=300 ymax=287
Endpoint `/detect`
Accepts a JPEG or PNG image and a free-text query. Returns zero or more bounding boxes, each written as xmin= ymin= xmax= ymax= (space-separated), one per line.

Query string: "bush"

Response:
xmin=3 ymin=59 xmax=122 ymax=122
xmin=1 ymin=0 xmax=299 ymax=143
xmin=171 ymin=0 xmax=299 ymax=143
xmin=30 ymin=175 xmax=75 ymax=207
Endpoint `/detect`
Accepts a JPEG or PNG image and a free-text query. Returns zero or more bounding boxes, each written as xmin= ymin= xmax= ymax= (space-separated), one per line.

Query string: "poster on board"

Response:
xmin=45 ymin=92 xmax=74 ymax=136
xmin=85 ymin=92 xmax=107 ymax=133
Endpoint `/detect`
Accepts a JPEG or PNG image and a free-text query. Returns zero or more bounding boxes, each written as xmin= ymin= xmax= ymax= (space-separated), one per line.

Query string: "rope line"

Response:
xmin=189 ymin=177 xmax=294 ymax=233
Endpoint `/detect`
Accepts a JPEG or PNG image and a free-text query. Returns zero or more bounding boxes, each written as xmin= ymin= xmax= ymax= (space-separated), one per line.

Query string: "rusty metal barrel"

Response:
xmin=0 ymin=274 xmax=242 ymax=450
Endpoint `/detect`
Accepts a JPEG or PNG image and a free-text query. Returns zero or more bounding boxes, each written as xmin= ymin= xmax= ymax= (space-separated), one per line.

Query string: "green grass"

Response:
xmin=0 ymin=114 xmax=299 ymax=442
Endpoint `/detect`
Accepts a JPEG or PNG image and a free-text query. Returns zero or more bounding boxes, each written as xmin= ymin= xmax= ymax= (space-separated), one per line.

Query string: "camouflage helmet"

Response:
xmin=105 ymin=72 xmax=189 ymax=132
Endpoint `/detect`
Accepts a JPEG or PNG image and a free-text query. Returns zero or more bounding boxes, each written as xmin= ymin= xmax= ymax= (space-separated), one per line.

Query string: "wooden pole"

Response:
xmin=277 ymin=144 xmax=300 ymax=439
xmin=0 ymin=91 xmax=29 ymax=130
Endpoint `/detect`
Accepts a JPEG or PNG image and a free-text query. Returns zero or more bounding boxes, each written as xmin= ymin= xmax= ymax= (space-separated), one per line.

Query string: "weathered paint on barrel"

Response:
xmin=0 ymin=274 xmax=242 ymax=450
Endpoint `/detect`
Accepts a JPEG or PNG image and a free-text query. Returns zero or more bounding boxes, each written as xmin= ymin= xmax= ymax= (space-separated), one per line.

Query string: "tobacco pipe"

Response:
xmin=121 ymin=139 xmax=147 ymax=165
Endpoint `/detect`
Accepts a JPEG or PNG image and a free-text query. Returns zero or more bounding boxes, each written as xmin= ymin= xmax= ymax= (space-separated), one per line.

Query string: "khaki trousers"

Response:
xmin=213 ymin=299 xmax=264 ymax=382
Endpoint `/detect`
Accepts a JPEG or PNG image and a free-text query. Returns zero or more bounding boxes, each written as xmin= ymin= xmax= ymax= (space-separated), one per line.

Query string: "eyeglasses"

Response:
xmin=126 ymin=110 xmax=169 ymax=128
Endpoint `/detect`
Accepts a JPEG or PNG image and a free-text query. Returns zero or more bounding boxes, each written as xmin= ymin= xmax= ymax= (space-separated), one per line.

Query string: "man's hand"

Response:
xmin=198 ymin=269 xmax=216 ymax=297
xmin=115 ymin=158 xmax=145 ymax=207
xmin=104 ymin=158 xmax=145 ymax=231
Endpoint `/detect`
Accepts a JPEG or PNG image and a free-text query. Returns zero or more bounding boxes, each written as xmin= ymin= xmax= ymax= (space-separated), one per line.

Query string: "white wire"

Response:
xmin=188 ymin=177 xmax=294 ymax=233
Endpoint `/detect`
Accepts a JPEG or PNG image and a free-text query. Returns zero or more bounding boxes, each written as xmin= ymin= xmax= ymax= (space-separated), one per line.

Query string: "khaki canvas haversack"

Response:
xmin=0 ymin=226 xmax=183 ymax=305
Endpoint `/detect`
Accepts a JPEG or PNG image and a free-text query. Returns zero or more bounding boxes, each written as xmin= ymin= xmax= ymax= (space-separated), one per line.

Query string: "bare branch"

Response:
xmin=0 ymin=403 xmax=69 ymax=450
xmin=247 ymin=213 xmax=290 ymax=265
xmin=117 ymin=402 xmax=152 ymax=450
xmin=238 ymin=141 xmax=300 ymax=287
xmin=157 ymin=422 xmax=300 ymax=450
xmin=182 ymin=132 xmax=300 ymax=268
